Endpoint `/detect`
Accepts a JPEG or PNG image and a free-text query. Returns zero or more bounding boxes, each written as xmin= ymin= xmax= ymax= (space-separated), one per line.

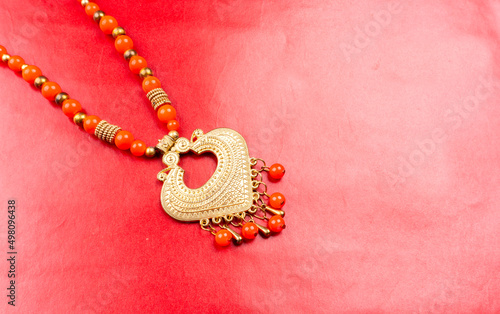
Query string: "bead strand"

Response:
xmin=79 ymin=0 xmax=180 ymax=131
xmin=0 ymin=44 xmax=157 ymax=158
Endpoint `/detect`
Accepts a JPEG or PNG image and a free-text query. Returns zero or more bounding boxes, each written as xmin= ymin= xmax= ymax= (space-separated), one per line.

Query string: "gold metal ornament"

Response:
xmin=156 ymin=127 xmax=286 ymax=244
xmin=157 ymin=128 xmax=254 ymax=221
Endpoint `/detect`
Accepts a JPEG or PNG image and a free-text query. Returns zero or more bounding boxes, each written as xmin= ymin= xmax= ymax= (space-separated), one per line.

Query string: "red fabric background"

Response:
xmin=1 ymin=0 xmax=499 ymax=312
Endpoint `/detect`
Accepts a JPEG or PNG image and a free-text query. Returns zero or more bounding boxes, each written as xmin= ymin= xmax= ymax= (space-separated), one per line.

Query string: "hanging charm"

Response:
xmin=156 ymin=128 xmax=286 ymax=246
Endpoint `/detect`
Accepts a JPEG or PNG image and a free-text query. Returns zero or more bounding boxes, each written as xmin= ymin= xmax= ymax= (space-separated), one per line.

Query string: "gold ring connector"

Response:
xmin=94 ymin=120 xmax=122 ymax=144
xmin=147 ymin=88 xmax=171 ymax=111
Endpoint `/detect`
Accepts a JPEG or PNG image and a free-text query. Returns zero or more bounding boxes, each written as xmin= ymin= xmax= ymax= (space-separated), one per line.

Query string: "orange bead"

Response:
xmin=84 ymin=3 xmax=100 ymax=17
xmin=241 ymin=222 xmax=258 ymax=240
xmin=0 ymin=45 xmax=7 ymax=56
xmin=157 ymin=105 xmax=176 ymax=123
xmin=129 ymin=56 xmax=147 ymax=74
xmin=83 ymin=115 xmax=101 ymax=134
xmin=99 ymin=16 xmax=118 ymax=35
xmin=268 ymin=215 xmax=286 ymax=233
xmin=62 ymin=99 xmax=82 ymax=118
xmin=269 ymin=163 xmax=285 ymax=180
xmin=142 ymin=75 xmax=161 ymax=92
xmin=130 ymin=140 xmax=146 ymax=156
xmin=114 ymin=35 xmax=133 ymax=54
xmin=215 ymin=229 xmax=232 ymax=246
xmin=269 ymin=192 xmax=286 ymax=209
xmin=167 ymin=120 xmax=180 ymax=131
xmin=22 ymin=65 xmax=42 ymax=84
xmin=8 ymin=55 xmax=25 ymax=72
xmin=41 ymin=82 xmax=62 ymax=101
xmin=114 ymin=130 xmax=134 ymax=150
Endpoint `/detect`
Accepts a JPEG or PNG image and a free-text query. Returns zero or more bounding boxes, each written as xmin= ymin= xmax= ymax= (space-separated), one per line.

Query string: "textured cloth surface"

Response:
xmin=0 ymin=0 xmax=499 ymax=313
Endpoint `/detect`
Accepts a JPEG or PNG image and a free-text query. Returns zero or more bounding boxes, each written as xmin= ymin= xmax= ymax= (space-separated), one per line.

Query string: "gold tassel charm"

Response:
xmin=156 ymin=128 xmax=287 ymax=247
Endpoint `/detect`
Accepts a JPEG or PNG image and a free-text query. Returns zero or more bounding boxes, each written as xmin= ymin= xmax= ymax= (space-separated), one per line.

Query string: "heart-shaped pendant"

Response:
xmin=157 ymin=128 xmax=254 ymax=221
xmin=156 ymin=128 xmax=286 ymax=246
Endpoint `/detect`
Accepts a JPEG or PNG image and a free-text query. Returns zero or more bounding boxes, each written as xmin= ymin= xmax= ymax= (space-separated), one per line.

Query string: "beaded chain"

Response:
xmin=0 ymin=0 xmax=181 ymax=158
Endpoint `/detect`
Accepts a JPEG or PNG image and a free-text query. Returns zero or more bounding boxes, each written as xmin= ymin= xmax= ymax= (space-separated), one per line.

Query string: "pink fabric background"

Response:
xmin=1 ymin=0 xmax=499 ymax=312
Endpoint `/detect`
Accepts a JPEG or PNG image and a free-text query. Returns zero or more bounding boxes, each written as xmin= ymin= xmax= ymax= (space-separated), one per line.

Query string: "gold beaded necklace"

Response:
xmin=0 ymin=0 xmax=287 ymax=247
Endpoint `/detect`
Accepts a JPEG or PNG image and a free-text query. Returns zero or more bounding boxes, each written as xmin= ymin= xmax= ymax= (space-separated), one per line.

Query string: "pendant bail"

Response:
xmin=156 ymin=130 xmax=179 ymax=153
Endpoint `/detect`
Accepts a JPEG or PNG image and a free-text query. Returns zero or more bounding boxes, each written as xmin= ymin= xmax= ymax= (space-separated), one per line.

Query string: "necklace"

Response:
xmin=1 ymin=0 xmax=287 ymax=247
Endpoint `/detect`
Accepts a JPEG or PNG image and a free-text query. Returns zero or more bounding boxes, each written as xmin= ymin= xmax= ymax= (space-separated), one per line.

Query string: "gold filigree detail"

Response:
xmin=158 ymin=128 xmax=253 ymax=222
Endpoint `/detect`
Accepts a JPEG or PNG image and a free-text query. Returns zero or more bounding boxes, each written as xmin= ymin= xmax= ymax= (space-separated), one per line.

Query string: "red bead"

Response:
xmin=130 ymin=140 xmax=146 ymax=156
xmin=85 ymin=3 xmax=100 ymax=17
xmin=114 ymin=130 xmax=134 ymax=150
xmin=41 ymin=82 xmax=62 ymax=101
xmin=215 ymin=229 xmax=232 ymax=246
xmin=62 ymin=99 xmax=82 ymax=118
xmin=8 ymin=55 xmax=25 ymax=72
xmin=241 ymin=222 xmax=258 ymax=240
xmin=157 ymin=105 xmax=176 ymax=123
xmin=129 ymin=56 xmax=147 ymax=74
xmin=269 ymin=163 xmax=285 ymax=179
xmin=0 ymin=45 xmax=7 ymax=56
xmin=268 ymin=215 xmax=285 ymax=233
xmin=269 ymin=192 xmax=286 ymax=209
xmin=99 ymin=16 xmax=118 ymax=35
xmin=167 ymin=120 xmax=180 ymax=131
xmin=142 ymin=75 xmax=161 ymax=93
xmin=22 ymin=65 xmax=42 ymax=84
xmin=115 ymin=35 xmax=134 ymax=54
xmin=83 ymin=115 xmax=101 ymax=134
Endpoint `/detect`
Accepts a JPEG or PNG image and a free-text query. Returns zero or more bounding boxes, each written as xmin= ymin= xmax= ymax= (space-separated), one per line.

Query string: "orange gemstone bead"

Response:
xmin=22 ymin=65 xmax=42 ymax=84
xmin=141 ymin=75 xmax=161 ymax=92
xmin=0 ymin=45 xmax=7 ymax=56
xmin=115 ymin=35 xmax=133 ymax=54
xmin=269 ymin=192 xmax=286 ymax=209
xmin=41 ymin=82 xmax=62 ymax=101
xmin=269 ymin=163 xmax=285 ymax=180
xmin=215 ymin=229 xmax=232 ymax=246
xmin=62 ymin=99 xmax=82 ymax=118
xmin=167 ymin=120 xmax=180 ymax=131
xmin=241 ymin=222 xmax=258 ymax=240
xmin=99 ymin=16 xmax=118 ymax=35
xmin=114 ymin=130 xmax=134 ymax=150
xmin=130 ymin=140 xmax=146 ymax=156
xmin=8 ymin=55 xmax=25 ymax=72
xmin=157 ymin=105 xmax=176 ymax=123
xmin=83 ymin=115 xmax=101 ymax=134
xmin=268 ymin=215 xmax=286 ymax=233
xmin=85 ymin=3 xmax=100 ymax=17
xmin=129 ymin=56 xmax=147 ymax=74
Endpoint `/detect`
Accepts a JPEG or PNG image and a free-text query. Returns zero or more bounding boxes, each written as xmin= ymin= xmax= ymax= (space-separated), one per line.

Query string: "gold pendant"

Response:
xmin=156 ymin=128 xmax=286 ymax=246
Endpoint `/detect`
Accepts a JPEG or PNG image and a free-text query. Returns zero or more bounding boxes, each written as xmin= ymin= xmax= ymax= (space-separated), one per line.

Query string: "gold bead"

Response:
xmin=81 ymin=0 xmax=89 ymax=7
xmin=21 ymin=64 xmax=28 ymax=70
xmin=112 ymin=27 xmax=126 ymax=39
xmin=123 ymin=49 xmax=137 ymax=61
xmin=145 ymin=147 xmax=156 ymax=157
xmin=73 ymin=112 xmax=87 ymax=125
xmin=34 ymin=76 xmax=48 ymax=89
xmin=139 ymin=67 xmax=153 ymax=79
xmin=168 ymin=130 xmax=179 ymax=140
xmin=93 ymin=10 xmax=105 ymax=22
xmin=55 ymin=92 xmax=70 ymax=106
xmin=1 ymin=54 xmax=10 ymax=63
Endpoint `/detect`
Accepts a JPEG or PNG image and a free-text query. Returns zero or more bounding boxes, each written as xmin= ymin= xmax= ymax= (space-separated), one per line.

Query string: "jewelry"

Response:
xmin=0 ymin=1 xmax=287 ymax=247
